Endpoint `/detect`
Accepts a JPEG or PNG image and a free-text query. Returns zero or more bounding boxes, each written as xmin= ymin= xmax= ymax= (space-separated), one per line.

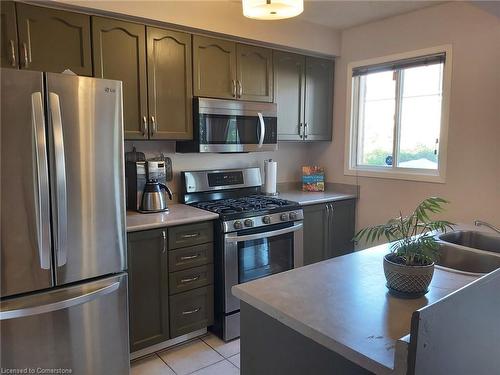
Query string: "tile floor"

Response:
xmin=131 ymin=333 xmax=240 ymax=375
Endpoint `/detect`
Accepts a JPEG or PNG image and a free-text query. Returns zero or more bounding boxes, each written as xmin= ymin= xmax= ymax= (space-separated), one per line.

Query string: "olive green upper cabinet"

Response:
xmin=193 ymin=35 xmax=236 ymax=99
xmin=16 ymin=3 xmax=92 ymax=75
xmin=304 ymin=56 xmax=334 ymax=141
xmin=273 ymin=51 xmax=305 ymax=141
xmin=236 ymin=44 xmax=273 ymax=102
xmin=92 ymin=17 xmax=148 ymax=140
xmin=147 ymin=27 xmax=193 ymax=140
xmin=0 ymin=1 xmax=18 ymax=69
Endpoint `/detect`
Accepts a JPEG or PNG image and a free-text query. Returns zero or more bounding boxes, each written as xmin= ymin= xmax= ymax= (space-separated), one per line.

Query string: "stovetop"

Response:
xmin=191 ymin=195 xmax=300 ymax=220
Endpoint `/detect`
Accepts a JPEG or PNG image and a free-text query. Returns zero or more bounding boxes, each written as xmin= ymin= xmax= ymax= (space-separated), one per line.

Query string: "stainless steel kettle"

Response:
xmin=139 ymin=179 xmax=173 ymax=213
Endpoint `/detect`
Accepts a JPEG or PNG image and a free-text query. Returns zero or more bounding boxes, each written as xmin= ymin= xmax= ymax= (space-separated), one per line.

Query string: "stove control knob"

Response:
xmin=289 ymin=212 xmax=297 ymax=220
xmin=244 ymin=219 xmax=254 ymax=227
xmin=234 ymin=221 xmax=243 ymax=230
xmin=262 ymin=216 xmax=271 ymax=224
xmin=280 ymin=213 xmax=289 ymax=221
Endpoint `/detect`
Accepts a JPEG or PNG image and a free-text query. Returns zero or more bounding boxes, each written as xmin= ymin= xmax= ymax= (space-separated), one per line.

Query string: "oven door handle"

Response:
xmin=226 ymin=222 xmax=303 ymax=242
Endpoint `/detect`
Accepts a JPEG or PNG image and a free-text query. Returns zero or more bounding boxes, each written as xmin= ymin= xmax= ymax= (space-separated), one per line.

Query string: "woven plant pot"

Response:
xmin=383 ymin=253 xmax=434 ymax=298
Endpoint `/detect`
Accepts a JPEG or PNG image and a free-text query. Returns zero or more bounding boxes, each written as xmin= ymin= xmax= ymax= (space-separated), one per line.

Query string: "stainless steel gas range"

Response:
xmin=181 ymin=167 xmax=303 ymax=341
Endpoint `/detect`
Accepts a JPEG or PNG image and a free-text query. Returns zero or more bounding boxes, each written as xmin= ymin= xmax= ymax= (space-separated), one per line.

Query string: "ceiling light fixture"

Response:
xmin=242 ymin=0 xmax=304 ymax=20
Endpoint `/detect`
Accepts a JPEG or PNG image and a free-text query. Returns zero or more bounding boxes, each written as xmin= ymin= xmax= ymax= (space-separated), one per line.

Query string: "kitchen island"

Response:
xmin=232 ymin=244 xmax=480 ymax=374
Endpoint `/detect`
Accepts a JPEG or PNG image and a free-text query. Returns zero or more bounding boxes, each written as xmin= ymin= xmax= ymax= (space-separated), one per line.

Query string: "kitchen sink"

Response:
xmin=436 ymin=243 xmax=500 ymax=275
xmin=438 ymin=230 xmax=500 ymax=254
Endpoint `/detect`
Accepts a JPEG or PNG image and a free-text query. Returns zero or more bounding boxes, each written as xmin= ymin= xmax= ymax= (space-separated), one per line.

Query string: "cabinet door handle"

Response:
xmin=231 ymin=80 xmax=236 ymax=97
xmin=180 ymin=275 xmax=200 ymax=284
xmin=324 ymin=203 xmax=331 ymax=259
xmin=141 ymin=116 xmax=148 ymax=137
xmin=304 ymin=122 xmax=308 ymax=139
xmin=298 ymin=123 xmax=303 ymax=137
xmin=9 ymin=40 xmax=16 ymax=67
xmin=162 ymin=230 xmax=167 ymax=254
xmin=180 ymin=254 xmax=200 ymax=261
xmin=182 ymin=307 xmax=201 ymax=315
xmin=237 ymin=80 xmax=242 ymax=98
xmin=328 ymin=203 xmax=334 ymax=251
xmin=22 ymin=42 xmax=29 ymax=68
xmin=181 ymin=233 xmax=199 ymax=239
xmin=150 ymin=115 xmax=157 ymax=136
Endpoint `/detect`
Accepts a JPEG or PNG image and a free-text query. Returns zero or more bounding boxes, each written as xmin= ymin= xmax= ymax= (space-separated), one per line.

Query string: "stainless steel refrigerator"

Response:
xmin=0 ymin=68 xmax=129 ymax=374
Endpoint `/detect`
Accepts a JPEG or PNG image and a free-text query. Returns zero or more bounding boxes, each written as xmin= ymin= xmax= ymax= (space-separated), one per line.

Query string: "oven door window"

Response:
xmin=199 ymin=114 xmax=277 ymax=145
xmin=238 ymin=231 xmax=293 ymax=284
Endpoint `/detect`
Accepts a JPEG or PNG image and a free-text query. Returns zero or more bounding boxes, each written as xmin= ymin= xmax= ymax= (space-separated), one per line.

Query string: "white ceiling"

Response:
xmin=299 ymin=1 xmax=444 ymax=30
xmin=230 ymin=0 xmax=444 ymax=30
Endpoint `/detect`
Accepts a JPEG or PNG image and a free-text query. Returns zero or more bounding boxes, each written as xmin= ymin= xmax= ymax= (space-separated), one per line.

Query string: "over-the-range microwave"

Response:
xmin=176 ymin=97 xmax=278 ymax=153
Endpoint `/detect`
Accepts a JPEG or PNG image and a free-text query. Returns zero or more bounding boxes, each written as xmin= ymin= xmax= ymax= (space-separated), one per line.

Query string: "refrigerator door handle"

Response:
xmin=49 ymin=92 xmax=68 ymax=267
xmin=31 ymin=92 xmax=51 ymax=270
xmin=0 ymin=281 xmax=120 ymax=320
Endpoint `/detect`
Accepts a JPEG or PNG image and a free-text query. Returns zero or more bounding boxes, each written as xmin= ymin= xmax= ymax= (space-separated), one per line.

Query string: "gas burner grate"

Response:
xmin=192 ymin=195 xmax=298 ymax=216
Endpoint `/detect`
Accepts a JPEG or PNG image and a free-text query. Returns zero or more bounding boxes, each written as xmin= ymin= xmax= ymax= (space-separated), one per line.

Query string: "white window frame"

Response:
xmin=344 ymin=45 xmax=452 ymax=183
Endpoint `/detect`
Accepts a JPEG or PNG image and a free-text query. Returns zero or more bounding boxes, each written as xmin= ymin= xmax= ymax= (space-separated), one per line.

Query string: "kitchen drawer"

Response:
xmin=169 ymin=265 xmax=213 ymax=295
xmin=169 ymin=243 xmax=213 ymax=272
xmin=168 ymin=221 xmax=213 ymax=250
xmin=170 ymin=286 xmax=214 ymax=338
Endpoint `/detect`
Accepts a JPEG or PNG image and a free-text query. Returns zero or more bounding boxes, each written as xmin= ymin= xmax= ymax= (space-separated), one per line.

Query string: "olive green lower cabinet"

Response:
xmin=303 ymin=199 xmax=356 ymax=266
xmin=127 ymin=221 xmax=214 ymax=353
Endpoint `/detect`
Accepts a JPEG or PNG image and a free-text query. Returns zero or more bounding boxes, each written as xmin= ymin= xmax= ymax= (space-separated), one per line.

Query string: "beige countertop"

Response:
xmin=232 ymin=244 xmax=478 ymax=375
xmin=126 ymin=204 xmax=219 ymax=232
xmin=276 ymin=182 xmax=358 ymax=206
xmin=279 ymin=190 xmax=357 ymax=206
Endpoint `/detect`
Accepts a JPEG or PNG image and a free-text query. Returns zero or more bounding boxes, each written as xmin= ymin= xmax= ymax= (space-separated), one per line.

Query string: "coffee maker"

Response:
xmin=126 ymin=160 xmax=172 ymax=212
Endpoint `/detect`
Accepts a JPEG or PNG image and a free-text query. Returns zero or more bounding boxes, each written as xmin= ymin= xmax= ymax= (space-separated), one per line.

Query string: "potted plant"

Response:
xmin=355 ymin=197 xmax=454 ymax=298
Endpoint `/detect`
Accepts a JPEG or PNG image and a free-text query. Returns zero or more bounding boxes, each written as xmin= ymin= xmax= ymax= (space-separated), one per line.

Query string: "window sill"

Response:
xmin=344 ymin=167 xmax=446 ymax=183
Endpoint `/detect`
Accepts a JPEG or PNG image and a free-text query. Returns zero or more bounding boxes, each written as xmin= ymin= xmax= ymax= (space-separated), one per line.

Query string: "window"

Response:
xmin=345 ymin=46 xmax=451 ymax=182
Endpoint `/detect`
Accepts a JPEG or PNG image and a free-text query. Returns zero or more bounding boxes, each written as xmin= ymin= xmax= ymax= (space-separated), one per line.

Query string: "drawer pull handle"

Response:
xmin=182 ymin=307 xmax=201 ymax=315
xmin=180 ymin=254 xmax=200 ymax=261
xmin=181 ymin=233 xmax=199 ymax=239
xmin=180 ymin=275 xmax=200 ymax=284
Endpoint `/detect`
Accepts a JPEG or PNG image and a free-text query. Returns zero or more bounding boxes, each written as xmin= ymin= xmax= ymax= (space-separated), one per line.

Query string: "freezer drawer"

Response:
xmin=0 ymin=273 xmax=129 ymax=374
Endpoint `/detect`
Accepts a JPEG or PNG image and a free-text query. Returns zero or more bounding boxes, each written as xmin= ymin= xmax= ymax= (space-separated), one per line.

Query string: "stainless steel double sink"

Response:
xmin=436 ymin=230 xmax=500 ymax=275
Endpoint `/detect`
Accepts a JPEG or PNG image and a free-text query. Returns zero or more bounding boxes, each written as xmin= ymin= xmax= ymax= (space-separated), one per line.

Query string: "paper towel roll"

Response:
xmin=263 ymin=159 xmax=277 ymax=195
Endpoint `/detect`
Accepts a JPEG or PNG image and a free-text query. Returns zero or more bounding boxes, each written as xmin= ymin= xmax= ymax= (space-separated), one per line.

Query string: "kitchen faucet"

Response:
xmin=474 ymin=220 xmax=500 ymax=234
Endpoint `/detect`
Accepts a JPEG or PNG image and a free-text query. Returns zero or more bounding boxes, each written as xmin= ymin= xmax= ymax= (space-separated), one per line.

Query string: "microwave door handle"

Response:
xmin=257 ymin=112 xmax=265 ymax=148
xmin=31 ymin=92 xmax=51 ymax=270
xmin=226 ymin=222 xmax=303 ymax=243
xmin=49 ymin=92 xmax=68 ymax=267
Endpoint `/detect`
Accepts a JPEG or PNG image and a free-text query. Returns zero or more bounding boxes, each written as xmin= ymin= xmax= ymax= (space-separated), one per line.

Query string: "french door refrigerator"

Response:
xmin=0 ymin=68 xmax=129 ymax=374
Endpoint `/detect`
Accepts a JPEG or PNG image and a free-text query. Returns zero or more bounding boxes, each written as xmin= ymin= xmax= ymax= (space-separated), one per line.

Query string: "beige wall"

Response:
xmin=53 ymin=0 xmax=340 ymax=56
xmin=125 ymin=141 xmax=318 ymax=201
xmin=309 ymin=2 xmax=500 ymax=233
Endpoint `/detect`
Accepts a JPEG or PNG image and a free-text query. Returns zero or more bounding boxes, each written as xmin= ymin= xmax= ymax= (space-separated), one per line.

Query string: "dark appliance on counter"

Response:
xmin=0 ymin=68 xmax=128 ymax=372
xmin=180 ymin=168 xmax=303 ymax=341
xmin=126 ymin=160 xmax=172 ymax=212
xmin=176 ymin=98 xmax=278 ymax=153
